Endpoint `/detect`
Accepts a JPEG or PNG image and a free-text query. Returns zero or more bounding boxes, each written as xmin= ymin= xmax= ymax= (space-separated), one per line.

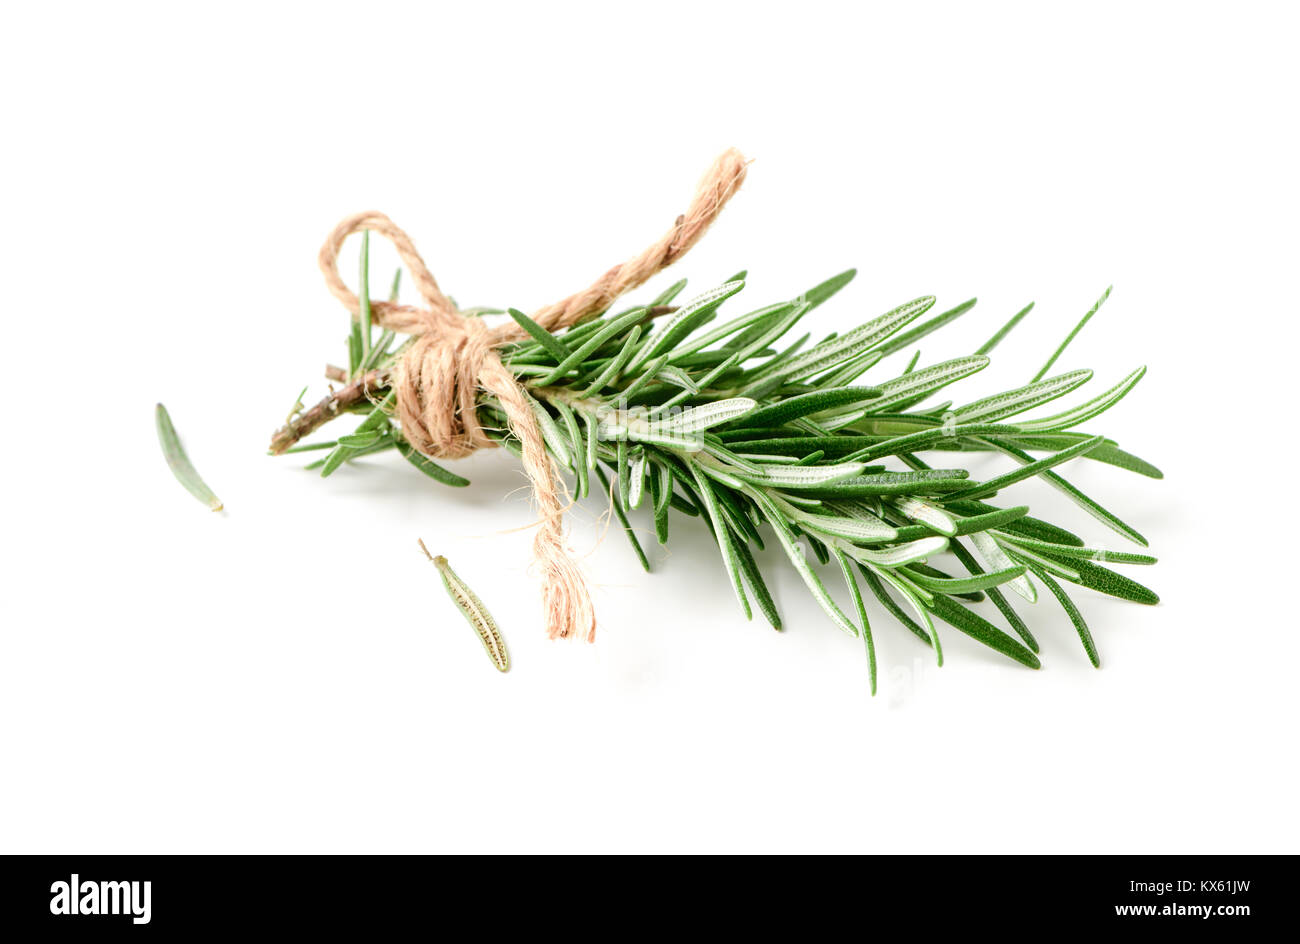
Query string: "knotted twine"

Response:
xmin=316 ymin=149 xmax=748 ymax=642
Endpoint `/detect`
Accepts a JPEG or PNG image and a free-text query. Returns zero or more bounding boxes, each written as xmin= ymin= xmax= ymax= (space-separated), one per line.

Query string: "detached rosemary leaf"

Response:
xmin=420 ymin=541 xmax=509 ymax=672
xmin=156 ymin=403 xmax=223 ymax=511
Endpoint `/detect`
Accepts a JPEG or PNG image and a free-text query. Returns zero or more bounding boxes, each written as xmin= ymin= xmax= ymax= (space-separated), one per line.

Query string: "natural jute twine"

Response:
xmin=317 ymin=149 xmax=748 ymax=642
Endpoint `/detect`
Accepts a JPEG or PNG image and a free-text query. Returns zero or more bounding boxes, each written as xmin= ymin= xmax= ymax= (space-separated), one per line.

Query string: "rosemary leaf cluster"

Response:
xmin=275 ymin=260 xmax=1160 ymax=692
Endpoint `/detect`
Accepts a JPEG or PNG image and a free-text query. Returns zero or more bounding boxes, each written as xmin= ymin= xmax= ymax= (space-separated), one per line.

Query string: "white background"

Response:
xmin=2 ymin=2 xmax=1296 ymax=853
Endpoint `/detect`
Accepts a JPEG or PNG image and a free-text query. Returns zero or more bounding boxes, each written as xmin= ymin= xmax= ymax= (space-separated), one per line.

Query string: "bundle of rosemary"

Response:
xmin=269 ymin=154 xmax=1158 ymax=691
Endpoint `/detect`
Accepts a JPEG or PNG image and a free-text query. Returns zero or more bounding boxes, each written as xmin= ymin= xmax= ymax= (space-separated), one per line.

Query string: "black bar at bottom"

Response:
xmin=0 ymin=854 xmax=1284 ymax=934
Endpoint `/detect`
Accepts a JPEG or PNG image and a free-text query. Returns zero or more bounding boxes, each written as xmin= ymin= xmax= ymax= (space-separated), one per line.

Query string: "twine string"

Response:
xmin=315 ymin=149 xmax=748 ymax=642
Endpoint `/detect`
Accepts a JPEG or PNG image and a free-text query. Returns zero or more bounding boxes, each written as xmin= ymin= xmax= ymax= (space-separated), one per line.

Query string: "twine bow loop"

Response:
xmin=314 ymin=150 xmax=748 ymax=642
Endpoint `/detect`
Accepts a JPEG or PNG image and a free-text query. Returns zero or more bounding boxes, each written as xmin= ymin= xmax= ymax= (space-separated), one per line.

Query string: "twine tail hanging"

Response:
xmin=316 ymin=149 xmax=749 ymax=642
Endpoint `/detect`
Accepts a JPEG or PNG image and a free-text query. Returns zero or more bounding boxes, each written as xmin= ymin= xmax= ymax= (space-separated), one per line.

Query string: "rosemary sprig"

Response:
xmin=272 ymin=267 xmax=1161 ymax=683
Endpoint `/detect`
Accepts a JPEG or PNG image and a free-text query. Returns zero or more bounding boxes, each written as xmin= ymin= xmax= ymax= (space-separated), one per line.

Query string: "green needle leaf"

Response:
xmin=976 ymin=302 xmax=1034 ymax=356
xmin=762 ymin=296 xmax=936 ymax=383
xmin=861 ymin=356 xmax=990 ymax=414
xmin=508 ymin=308 xmax=572 ymax=363
xmin=845 ymin=536 xmax=948 ymax=568
xmin=749 ymin=489 xmax=857 ymax=636
xmin=358 ymin=230 xmax=372 ymax=366
xmin=729 ymin=459 xmax=867 ymax=488
xmin=868 ymin=564 xmax=942 ymax=661
xmin=797 ymin=268 xmax=857 ymax=311
xmin=875 ymin=298 xmax=977 ymax=357
xmin=993 ymin=533 xmax=1157 ymax=566
xmin=1031 ymin=286 xmax=1111 ymax=382
xmin=535 ymin=306 xmax=650 ymax=385
xmin=984 ymin=440 xmax=1148 ymax=546
xmin=903 ymin=563 xmax=1027 ymax=595
xmin=947 ymin=435 xmax=1105 ymax=501
xmin=649 ymin=397 xmax=757 ymax=434
xmin=971 ymin=531 xmax=1037 ymax=602
xmin=420 ymin=542 xmax=509 ymax=672
xmin=891 ymin=496 xmax=957 ymax=536
xmin=741 ymin=387 xmax=883 ymax=427
xmin=395 ymin=438 xmax=470 ymax=487
xmin=734 ymin=539 xmax=782 ymax=631
xmin=596 ymin=465 xmax=650 ymax=573
xmin=925 ymin=594 xmax=1041 ymax=669
xmin=835 ymin=549 xmax=878 ymax=694
xmin=791 ymin=511 xmax=899 ymax=544
xmin=156 ymin=403 xmax=223 ymax=511
xmin=1033 ymin=567 xmax=1100 ymax=667
xmin=950 ymin=539 xmax=1038 ymax=653
xmin=952 ymin=369 xmax=1093 ymax=424
xmin=627 ymin=280 xmax=745 ymax=372
xmin=1012 ymin=366 xmax=1147 ymax=433
xmin=1006 ymin=540 xmax=1160 ymax=604
xmin=690 ymin=466 xmax=751 ymax=616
